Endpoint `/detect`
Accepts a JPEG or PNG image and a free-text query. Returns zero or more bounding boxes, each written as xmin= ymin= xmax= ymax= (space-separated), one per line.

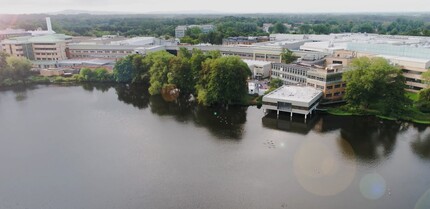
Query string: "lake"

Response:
xmin=0 ymin=84 xmax=429 ymax=209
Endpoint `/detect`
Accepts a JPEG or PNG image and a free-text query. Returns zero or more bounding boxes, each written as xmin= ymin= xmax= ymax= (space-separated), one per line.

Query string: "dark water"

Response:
xmin=0 ymin=84 xmax=429 ymax=209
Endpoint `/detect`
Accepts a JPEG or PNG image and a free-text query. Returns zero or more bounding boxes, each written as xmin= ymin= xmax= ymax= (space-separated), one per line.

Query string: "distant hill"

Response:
xmin=44 ymin=9 xmax=226 ymax=16
xmin=47 ymin=10 xmax=138 ymax=15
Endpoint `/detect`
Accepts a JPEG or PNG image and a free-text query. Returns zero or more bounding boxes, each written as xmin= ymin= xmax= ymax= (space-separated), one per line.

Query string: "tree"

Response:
xmin=148 ymin=51 xmax=175 ymax=95
xmin=113 ymin=56 xmax=133 ymax=83
xmin=343 ymin=57 xmax=410 ymax=115
xmin=422 ymin=70 xmax=430 ymax=87
xmin=79 ymin=68 xmax=95 ymax=81
xmin=5 ymin=56 xmax=32 ymax=82
xmin=0 ymin=52 xmax=9 ymax=82
xmin=270 ymin=22 xmax=287 ymax=33
xmin=269 ymin=78 xmax=284 ymax=89
xmin=281 ymin=49 xmax=298 ymax=64
xmin=168 ymin=56 xmax=194 ymax=94
xmin=196 ymin=56 xmax=251 ymax=105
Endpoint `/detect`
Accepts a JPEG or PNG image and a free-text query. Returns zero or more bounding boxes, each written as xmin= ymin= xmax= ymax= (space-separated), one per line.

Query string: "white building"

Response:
xmin=175 ymin=25 xmax=215 ymax=38
xmin=262 ymin=85 xmax=323 ymax=120
xmin=243 ymin=59 xmax=272 ymax=79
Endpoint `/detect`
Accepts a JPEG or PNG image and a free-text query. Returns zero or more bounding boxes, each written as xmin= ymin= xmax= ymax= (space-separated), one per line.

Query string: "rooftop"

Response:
xmin=1 ymin=34 xmax=71 ymax=44
xmin=264 ymin=85 xmax=322 ymax=103
xmin=243 ymin=59 xmax=272 ymax=66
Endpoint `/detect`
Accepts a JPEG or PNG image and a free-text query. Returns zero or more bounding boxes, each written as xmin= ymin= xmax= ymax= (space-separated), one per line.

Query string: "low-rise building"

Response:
xmin=271 ymin=63 xmax=310 ymax=85
xmin=222 ymin=36 xmax=269 ymax=45
xmin=262 ymin=85 xmax=323 ymax=119
xmin=325 ymin=49 xmax=356 ymax=67
xmin=306 ymin=64 xmax=346 ymax=102
xmin=0 ymin=29 xmax=31 ymax=41
xmin=175 ymin=25 xmax=215 ymax=38
xmin=243 ymin=60 xmax=272 ymax=79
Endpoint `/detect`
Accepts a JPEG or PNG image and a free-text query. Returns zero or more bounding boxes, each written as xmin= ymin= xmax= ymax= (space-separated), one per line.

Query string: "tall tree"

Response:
xmin=5 ymin=56 xmax=32 ymax=82
xmin=148 ymin=51 xmax=175 ymax=95
xmin=196 ymin=56 xmax=251 ymax=105
xmin=343 ymin=57 xmax=410 ymax=115
xmin=281 ymin=49 xmax=298 ymax=64
xmin=422 ymin=70 xmax=430 ymax=87
xmin=113 ymin=55 xmax=133 ymax=83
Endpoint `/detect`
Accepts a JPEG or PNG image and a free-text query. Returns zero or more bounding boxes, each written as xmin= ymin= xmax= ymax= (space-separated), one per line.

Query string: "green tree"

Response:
xmin=79 ymin=68 xmax=95 ymax=81
xmin=281 ymin=49 xmax=298 ymax=64
xmin=113 ymin=56 xmax=133 ymax=83
xmin=148 ymin=51 xmax=175 ymax=95
xmin=343 ymin=57 xmax=410 ymax=115
xmin=269 ymin=78 xmax=284 ymax=89
xmin=168 ymin=56 xmax=194 ymax=94
xmin=94 ymin=68 xmax=112 ymax=81
xmin=5 ymin=56 xmax=32 ymax=82
xmin=422 ymin=70 xmax=430 ymax=87
xmin=196 ymin=56 xmax=251 ymax=105
xmin=270 ymin=22 xmax=287 ymax=33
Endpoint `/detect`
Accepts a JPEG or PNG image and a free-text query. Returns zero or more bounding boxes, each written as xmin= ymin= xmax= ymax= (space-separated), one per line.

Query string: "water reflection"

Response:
xmin=149 ymin=95 xmax=247 ymax=140
xmin=262 ymin=111 xmax=319 ymax=135
xmin=115 ymin=84 xmax=150 ymax=109
xmin=410 ymin=126 xmax=430 ymax=160
xmin=96 ymin=84 xmax=248 ymax=140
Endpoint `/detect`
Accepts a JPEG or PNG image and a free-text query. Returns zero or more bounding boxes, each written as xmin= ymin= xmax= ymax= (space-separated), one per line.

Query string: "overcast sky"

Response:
xmin=0 ymin=0 xmax=429 ymax=14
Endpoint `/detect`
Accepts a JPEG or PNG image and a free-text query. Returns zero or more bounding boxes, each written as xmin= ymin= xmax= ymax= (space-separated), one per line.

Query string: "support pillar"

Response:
xmin=304 ymin=113 xmax=307 ymax=122
xmin=277 ymin=110 xmax=279 ymax=119
xmin=290 ymin=112 xmax=293 ymax=121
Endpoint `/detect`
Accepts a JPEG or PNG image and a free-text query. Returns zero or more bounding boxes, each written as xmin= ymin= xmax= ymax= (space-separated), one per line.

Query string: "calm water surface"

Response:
xmin=0 ymin=84 xmax=429 ymax=209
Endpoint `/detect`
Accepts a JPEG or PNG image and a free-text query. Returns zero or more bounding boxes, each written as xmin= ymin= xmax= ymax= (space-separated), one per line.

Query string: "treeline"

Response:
xmin=113 ymin=49 xmax=251 ymax=105
xmin=2 ymin=14 xmax=430 ymax=41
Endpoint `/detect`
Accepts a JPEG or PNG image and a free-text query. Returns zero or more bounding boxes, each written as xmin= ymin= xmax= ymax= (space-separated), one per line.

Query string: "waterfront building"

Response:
xmin=262 ymin=85 xmax=323 ymax=120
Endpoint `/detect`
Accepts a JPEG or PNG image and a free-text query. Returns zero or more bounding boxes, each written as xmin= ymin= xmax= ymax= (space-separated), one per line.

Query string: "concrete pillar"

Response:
xmin=277 ymin=110 xmax=279 ymax=118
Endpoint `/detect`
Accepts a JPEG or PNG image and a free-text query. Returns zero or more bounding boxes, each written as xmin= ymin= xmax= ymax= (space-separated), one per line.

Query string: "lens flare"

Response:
xmin=415 ymin=188 xmax=430 ymax=209
xmin=294 ymin=138 xmax=356 ymax=196
xmin=359 ymin=173 xmax=386 ymax=200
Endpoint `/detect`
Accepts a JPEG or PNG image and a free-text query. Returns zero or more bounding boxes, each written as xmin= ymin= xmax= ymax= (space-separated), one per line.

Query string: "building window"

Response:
xmin=334 ymin=84 xmax=341 ymax=88
xmin=326 ymin=94 xmax=332 ymax=97
xmin=327 ymin=86 xmax=333 ymax=89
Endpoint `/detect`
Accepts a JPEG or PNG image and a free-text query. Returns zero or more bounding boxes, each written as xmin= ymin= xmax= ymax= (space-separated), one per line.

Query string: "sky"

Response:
xmin=0 ymin=0 xmax=429 ymax=14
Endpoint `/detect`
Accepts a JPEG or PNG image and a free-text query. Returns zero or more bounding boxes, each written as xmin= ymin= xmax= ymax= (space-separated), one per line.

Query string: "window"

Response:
xmin=335 ymin=84 xmax=341 ymax=88
xmin=326 ymin=94 xmax=332 ymax=97
xmin=327 ymin=86 xmax=333 ymax=89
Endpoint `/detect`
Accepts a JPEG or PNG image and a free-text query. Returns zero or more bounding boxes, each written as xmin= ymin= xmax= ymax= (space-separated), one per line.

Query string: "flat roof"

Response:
xmin=264 ymin=85 xmax=322 ymax=103
xmin=243 ymin=59 xmax=271 ymax=66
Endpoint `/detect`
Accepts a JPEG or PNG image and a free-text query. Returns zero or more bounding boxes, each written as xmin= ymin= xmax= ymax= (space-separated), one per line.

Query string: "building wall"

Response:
xmin=271 ymin=63 xmax=309 ymax=85
xmin=306 ymin=64 xmax=346 ymax=102
xmin=33 ymin=42 xmax=68 ymax=61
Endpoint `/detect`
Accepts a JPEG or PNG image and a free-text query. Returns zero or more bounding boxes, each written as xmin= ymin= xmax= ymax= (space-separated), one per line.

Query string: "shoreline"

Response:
xmin=325 ymin=107 xmax=430 ymax=125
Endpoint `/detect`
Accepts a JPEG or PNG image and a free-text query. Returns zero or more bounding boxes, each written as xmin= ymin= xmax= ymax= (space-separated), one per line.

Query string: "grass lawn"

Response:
xmin=406 ymin=91 xmax=419 ymax=102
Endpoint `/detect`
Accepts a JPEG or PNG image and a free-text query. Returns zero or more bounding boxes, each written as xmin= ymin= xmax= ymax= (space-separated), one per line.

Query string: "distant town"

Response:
xmin=0 ymin=15 xmax=429 ymax=123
